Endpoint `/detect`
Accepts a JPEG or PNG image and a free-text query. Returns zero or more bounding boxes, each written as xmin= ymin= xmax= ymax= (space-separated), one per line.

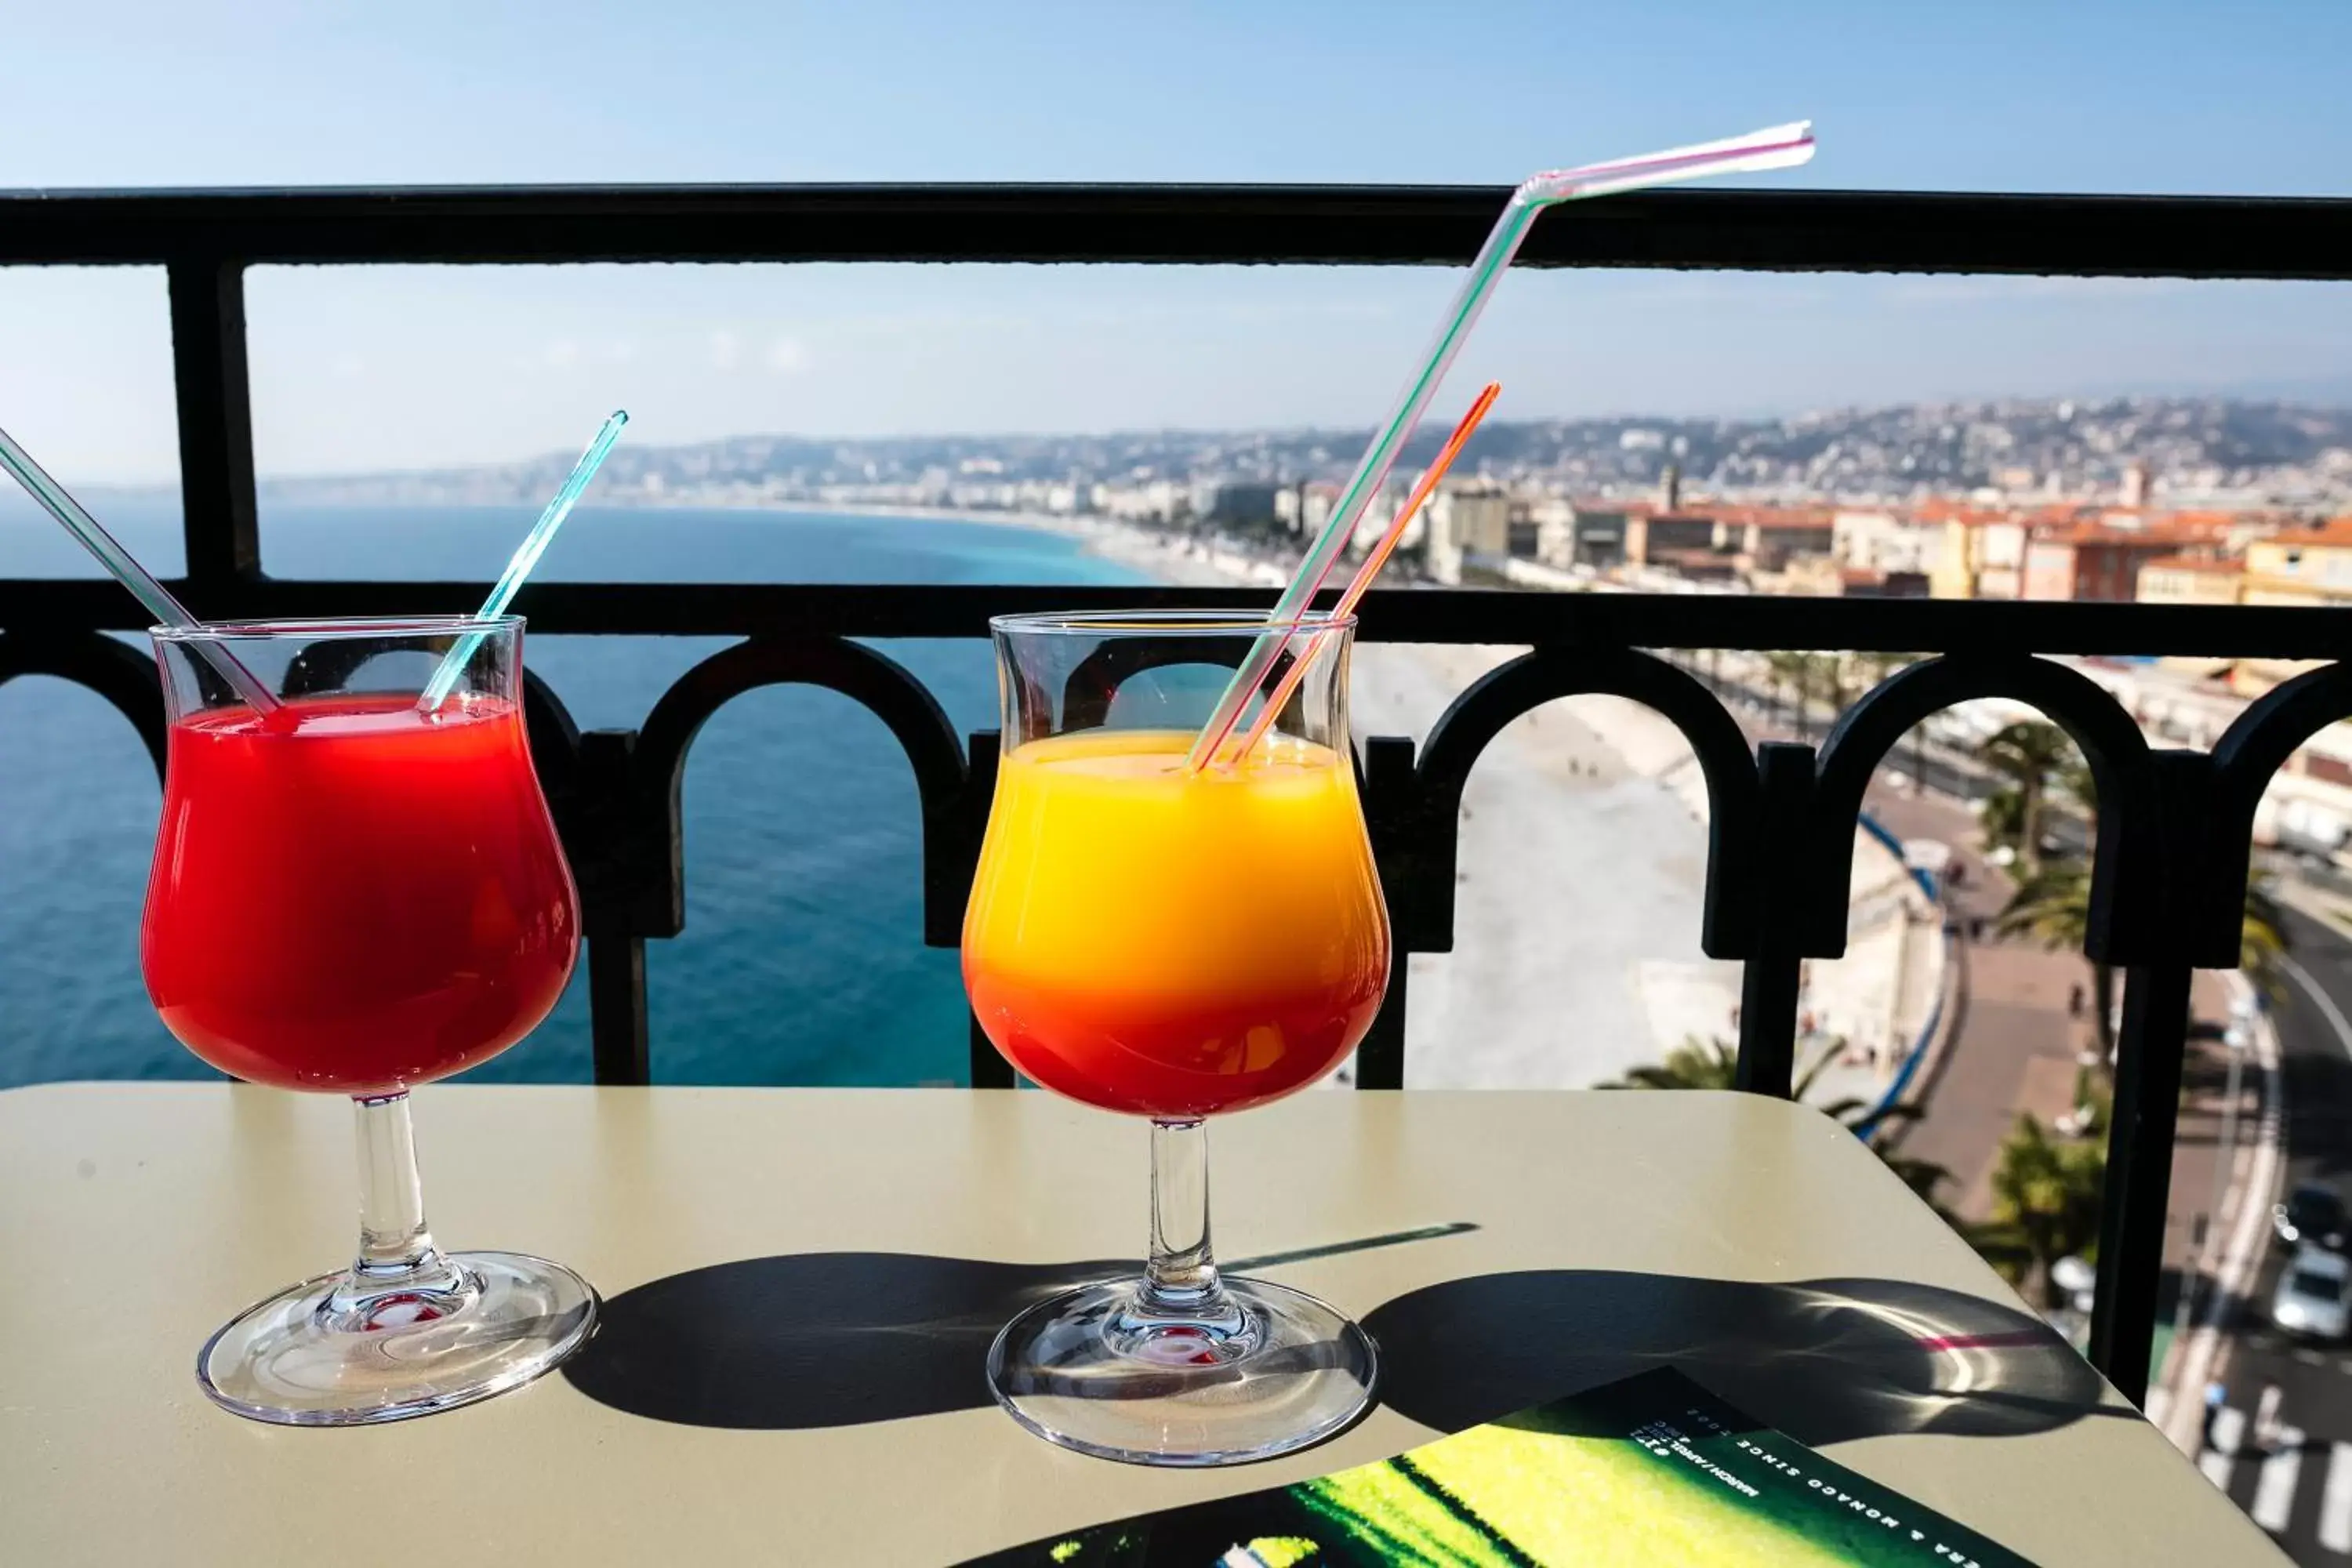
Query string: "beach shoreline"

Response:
xmin=815 ymin=499 xmax=1292 ymax=590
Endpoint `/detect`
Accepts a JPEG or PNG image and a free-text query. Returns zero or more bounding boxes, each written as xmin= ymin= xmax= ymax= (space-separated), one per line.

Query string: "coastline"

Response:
xmin=593 ymin=494 xmax=1282 ymax=589
xmin=806 ymin=499 xmax=1292 ymax=590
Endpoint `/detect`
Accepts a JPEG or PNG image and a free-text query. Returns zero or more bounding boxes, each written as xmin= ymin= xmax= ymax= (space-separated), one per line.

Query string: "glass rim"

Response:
xmin=988 ymin=608 xmax=1356 ymax=637
xmin=147 ymin=614 xmax=524 ymax=643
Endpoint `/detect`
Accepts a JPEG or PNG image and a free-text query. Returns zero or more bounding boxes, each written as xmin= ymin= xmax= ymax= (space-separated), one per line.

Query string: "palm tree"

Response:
xmin=1602 ymin=1037 xmax=1956 ymax=1216
xmin=1969 ymin=1112 xmax=2107 ymax=1308
xmin=1976 ymin=720 xmax=2077 ymax=876
xmin=1997 ymin=858 xmax=2115 ymax=1061
xmin=1998 ymin=862 xmax=2290 ymax=1060
xmin=1760 ymin=652 xmax=1883 ymax=742
xmin=2053 ymin=754 xmax=2098 ymax=817
xmin=1977 ymin=788 xmax=2033 ymax=864
xmin=2241 ymin=882 xmax=2292 ymax=1007
xmin=1762 ymin=651 xmax=1815 ymax=736
xmin=1853 ymin=651 xmax=1918 ymax=688
xmin=1603 ymin=1034 xmax=1744 ymax=1091
xmin=1601 ymin=1034 xmax=1848 ymax=1096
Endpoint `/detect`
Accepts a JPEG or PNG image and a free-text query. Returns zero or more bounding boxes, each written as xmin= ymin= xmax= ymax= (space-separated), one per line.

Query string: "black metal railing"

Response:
xmin=4 ymin=182 xmax=2350 ymax=1408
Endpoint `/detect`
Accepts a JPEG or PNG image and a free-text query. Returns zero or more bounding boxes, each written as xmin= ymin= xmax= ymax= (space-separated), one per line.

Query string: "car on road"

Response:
xmin=2274 ymin=1182 xmax=2348 ymax=1252
xmin=2272 ymin=1246 xmax=2352 ymax=1341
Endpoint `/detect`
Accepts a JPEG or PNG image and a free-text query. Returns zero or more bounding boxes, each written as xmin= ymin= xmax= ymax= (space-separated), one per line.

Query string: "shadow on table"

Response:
xmin=562 ymin=1253 xmax=2108 ymax=1443
xmin=1364 ymin=1269 xmax=2111 ymax=1446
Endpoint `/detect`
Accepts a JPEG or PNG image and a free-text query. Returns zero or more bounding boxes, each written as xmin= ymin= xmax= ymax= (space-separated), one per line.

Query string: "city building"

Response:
xmin=1097 ymin=478 xmax=1187 ymax=524
xmin=1833 ymin=507 xmax=1945 ymax=575
xmin=1842 ymin=568 xmax=1931 ymax=597
xmin=1624 ymin=509 xmax=1719 ymax=567
xmin=2022 ymin=524 xmax=2223 ymax=601
xmin=2229 ymin=519 xmax=2352 ymax=695
xmin=1192 ymin=480 xmax=1283 ymax=528
xmin=2076 ymin=657 xmax=2352 ymax=858
xmin=1297 ymin=482 xmax=1338 ymax=539
xmin=1721 ymin=506 xmax=1836 ymax=572
xmin=2136 ymin=556 xmax=2245 ymax=608
xmin=1507 ymin=501 xmax=1543 ymax=560
xmin=1347 ymin=481 xmax=1419 ymax=553
xmin=1919 ymin=504 xmax=2038 ymax=600
xmin=1534 ymin=503 xmax=1628 ymax=571
xmin=1782 ymin=557 xmax=1929 ymax=597
xmin=1428 ymin=485 xmax=1511 ymax=553
xmin=2244 ymin=518 xmax=2352 ymax=609
xmin=1644 ymin=546 xmax=1738 ymax=584
xmin=1423 ymin=483 xmax=1512 ymax=584
xmin=1523 ymin=496 xmax=1576 ymax=567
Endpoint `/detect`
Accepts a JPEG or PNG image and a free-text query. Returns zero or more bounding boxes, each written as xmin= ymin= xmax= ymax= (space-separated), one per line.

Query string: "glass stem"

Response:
xmin=324 ymin=1092 xmax=473 ymax=1327
xmin=1139 ymin=1118 xmax=1237 ymax=1323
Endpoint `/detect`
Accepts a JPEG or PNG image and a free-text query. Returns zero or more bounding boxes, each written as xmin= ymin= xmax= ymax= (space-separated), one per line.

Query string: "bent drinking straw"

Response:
xmin=420 ymin=409 xmax=629 ymax=711
xmin=0 ymin=421 xmax=281 ymax=713
xmin=1216 ymin=382 xmax=1501 ymax=767
xmin=1182 ymin=121 xmax=1817 ymax=771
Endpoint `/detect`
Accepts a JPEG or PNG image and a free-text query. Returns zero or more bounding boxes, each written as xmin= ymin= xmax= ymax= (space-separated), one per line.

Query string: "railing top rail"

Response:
xmin=1 ymin=183 xmax=2347 ymax=279
xmin=8 ymin=578 xmax=2352 ymax=658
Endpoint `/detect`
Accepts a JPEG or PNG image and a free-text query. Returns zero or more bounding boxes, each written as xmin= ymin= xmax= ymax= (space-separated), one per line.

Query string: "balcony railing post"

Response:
xmin=1356 ymin=734 xmax=1422 ymax=1092
xmin=2085 ymin=749 xmax=2212 ymax=1406
xmin=165 ymin=259 xmax=262 ymax=596
xmin=1736 ymin=952 xmax=1803 ymax=1098
xmin=588 ymin=936 xmax=651 ymax=1087
xmin=2087 ymin=961 xmax=2194 ymax=1406
xmin=1735 ymin=742 xmax=1815 ymax=1098
xmin=963 ymin=731 xmax=1014 ymax=1089
xmin=1355 ymin=968 xmax=1407 ymax=1092
xmin=572 ymin=727 xmax=654 ymax=1085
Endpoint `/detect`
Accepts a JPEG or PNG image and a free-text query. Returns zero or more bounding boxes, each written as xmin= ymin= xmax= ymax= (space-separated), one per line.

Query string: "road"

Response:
xmin=2198 ymin=899 xmax=2352 ymax=1563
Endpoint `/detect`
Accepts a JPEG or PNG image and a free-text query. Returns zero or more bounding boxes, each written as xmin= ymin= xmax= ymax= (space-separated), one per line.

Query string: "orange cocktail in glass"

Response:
xmin=964 ymin=609 xmax=1389 ymax=1468
xmin=965 ymin=728 xmax=1386 ymax=1118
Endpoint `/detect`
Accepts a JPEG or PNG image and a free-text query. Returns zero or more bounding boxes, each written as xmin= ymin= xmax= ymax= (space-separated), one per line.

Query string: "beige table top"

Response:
xmin=0 ymin=1082 xmax=2283 ymax=1566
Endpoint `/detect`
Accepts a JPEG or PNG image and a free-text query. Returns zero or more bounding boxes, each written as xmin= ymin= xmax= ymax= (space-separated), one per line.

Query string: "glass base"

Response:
xmin=986 ymin=1275 xmax=1377 ymax=1466
xmin=197 ymin=1251 xmax=598 ymax=1425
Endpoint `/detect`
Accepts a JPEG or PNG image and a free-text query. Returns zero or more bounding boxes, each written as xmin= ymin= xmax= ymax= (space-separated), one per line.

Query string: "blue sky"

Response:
xmin=2 ymin=0 xmax=2347 ymax=480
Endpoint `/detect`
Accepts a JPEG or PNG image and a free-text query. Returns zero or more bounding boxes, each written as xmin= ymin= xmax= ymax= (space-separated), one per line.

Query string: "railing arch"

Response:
xmin=0 ymin=631 xmax=167 ymax=779
xmin=1811 ymin=655 xmax=2156 ymax=960
xmin=1415 ymin=648 xmax=1762 ymax=957
xmin=633 ymin=636 xmax=972 ymax=945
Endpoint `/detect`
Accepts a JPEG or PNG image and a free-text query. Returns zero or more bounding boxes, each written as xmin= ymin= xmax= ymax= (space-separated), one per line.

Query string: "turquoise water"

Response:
xmin=0 ymin=499 xmax=1146 ymax=1089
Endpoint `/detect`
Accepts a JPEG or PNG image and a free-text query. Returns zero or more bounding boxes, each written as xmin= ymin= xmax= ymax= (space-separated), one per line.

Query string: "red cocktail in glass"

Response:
xmin=142 ymin=616 xmax=596 ymax=1426
xmin=144 ymin=693 xmax=576 ymax=1096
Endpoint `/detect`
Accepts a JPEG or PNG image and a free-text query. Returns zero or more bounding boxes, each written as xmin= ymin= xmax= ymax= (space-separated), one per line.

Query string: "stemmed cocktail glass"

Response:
xmin=142 ymin=615 xmax=597 ymax=1425
xmin=964 ymin=609 xmax=1390 ymax=1465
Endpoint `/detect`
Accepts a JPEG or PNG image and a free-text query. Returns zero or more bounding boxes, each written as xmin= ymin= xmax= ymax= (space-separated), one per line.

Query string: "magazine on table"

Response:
xmin=964 ymin=1366 xmax=2033 ymax=1567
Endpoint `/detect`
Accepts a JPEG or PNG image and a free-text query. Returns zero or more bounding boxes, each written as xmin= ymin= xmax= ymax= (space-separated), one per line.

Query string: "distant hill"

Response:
xmin=260 ymin=396 xmax=2352 ymax=510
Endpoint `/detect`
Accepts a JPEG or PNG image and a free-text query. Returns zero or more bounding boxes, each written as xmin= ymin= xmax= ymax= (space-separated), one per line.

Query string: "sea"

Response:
xmin=0 ymin=499 xmax=1149 ymax=1091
